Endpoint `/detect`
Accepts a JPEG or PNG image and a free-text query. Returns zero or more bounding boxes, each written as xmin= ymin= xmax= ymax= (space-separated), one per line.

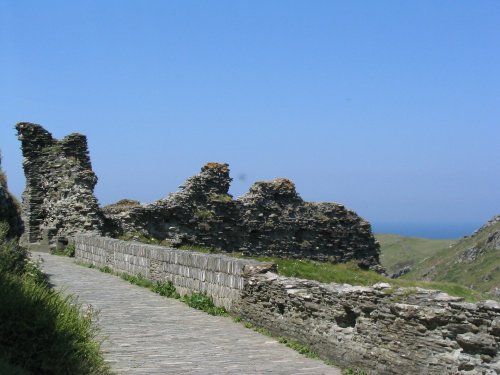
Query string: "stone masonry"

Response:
xmin=16 ymin=123 xmax=104 ymax=248
xmin=105 ymin=162 xmax=381 ymax=268
xmin=73 ymin=234 xmax=269 ymax=311
xmin=234 ymin=272 xmax=500 ymax=374
xmin=74 ymin=234 xmax=500 ymax=374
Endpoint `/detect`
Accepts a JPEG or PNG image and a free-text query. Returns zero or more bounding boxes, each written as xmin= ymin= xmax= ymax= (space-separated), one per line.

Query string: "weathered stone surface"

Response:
xmin=75 ymin=234 xmax=500 ymax=374
xmin=107 ymin=162 xmax=381 ymax=267
xmin=0 ymin=153 xmax=23 ymax=238
xmin=233 ymin=272 xmax=500 ymax=375
xmin=16 ymin=123 xmax=104 ymax=247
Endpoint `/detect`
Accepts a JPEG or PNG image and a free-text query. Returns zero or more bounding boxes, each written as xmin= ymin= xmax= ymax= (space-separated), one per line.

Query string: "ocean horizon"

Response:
xmin=372 ymin=222 xmax=480 ymax=240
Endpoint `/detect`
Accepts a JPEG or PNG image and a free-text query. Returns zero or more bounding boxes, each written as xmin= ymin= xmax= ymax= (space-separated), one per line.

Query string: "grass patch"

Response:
xmin=343 ymin=369 xmax=368 ymax=375
xmin=209 ymin=193 xmax=233 ymax=203
xmin=0 ymin=221 xmax=110 ymax=374
xmin=51 ymin=243 xmax=76 ymax=257
xmin=181 ymin=293 xmax=228 ymax=316
xmin=376 ymin=233 xmax=452 ymax=275
xmin=230 ymin=253 xmax=488 ymax=302
xmin=403 ymin=221 xmax=500 ymax=297
xmin=151 ymin=280 xmax=180 ymax=298
xmin=120 ymin=272 xmax=154 ymax=288
xmin=179 ymin=244 xmax=217 ymax=253
xmin=277 ymin=337 xmax=319 ymax=358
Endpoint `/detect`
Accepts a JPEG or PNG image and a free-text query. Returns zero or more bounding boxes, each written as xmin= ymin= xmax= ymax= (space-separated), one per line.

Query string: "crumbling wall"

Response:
xmin=73 ymin=232 xmax=500 ymax=374
xmin=0 ymin=153 xmax=23 ymax=238
xmin=16 ymin=123 xmax=104 ymax=248
xmin=106 ymin=162 xmax=381 ymax=268
xmin=234 ymin=272 xmax=500 ymax=375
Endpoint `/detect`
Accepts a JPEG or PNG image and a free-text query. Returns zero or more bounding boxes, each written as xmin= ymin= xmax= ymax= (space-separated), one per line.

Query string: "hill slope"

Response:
xmin=376 ymin=234 xmax=452 ymax=275
xmin=402 ymin=216 xmax=500 ymax=296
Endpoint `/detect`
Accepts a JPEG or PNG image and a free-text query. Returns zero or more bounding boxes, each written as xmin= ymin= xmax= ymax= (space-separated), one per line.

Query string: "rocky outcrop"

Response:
xmin=16 ymin=123 xmax=104 ymax=248
xmin=0 ymin=154 xmax=23 ymax=238
xmin=234 ymin=272 xmax=500 ymax=374
xmin=106 ymin=162 xmax=381 ymax=267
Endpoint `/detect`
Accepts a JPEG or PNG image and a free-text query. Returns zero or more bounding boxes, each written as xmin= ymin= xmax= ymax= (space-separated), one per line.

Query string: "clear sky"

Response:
xmin=1 ymin=1 xmax=499 ymax=238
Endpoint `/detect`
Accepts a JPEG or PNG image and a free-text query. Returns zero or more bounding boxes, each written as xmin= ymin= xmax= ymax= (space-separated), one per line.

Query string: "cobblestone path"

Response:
xmin=35 ymin=252 xmax=341 ymax=375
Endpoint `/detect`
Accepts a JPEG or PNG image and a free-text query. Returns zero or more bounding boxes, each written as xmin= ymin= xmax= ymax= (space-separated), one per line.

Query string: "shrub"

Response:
xmin=0 ymin=222 xmax=28 ymax=275
xmin=181 ymin=292 xmax=227 ymax=316
xmin=51 ymin=243 xmax=76 ymax=257
xmin=152 ymin=280 xmax=180 ymax=298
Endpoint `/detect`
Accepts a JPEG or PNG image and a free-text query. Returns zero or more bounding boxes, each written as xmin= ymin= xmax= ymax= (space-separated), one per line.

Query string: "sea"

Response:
xmin=372 ymin=222 xmax=480 ymax=240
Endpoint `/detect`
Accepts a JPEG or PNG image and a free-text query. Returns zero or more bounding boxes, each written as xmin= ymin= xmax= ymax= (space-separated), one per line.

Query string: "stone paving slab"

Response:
xmin=34 ymin=252 xmax=341 ymax=375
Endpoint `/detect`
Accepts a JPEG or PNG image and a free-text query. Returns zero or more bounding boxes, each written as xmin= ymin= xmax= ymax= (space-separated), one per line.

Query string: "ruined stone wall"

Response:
xmin=0 ymin=153 xmax=23 ymax=238
xmin=16 ymin=123 xmax=104 ymax=248
xmin=73 ymin=233 xmax=500 ymax=374
xmin=106 ymin=163 xmax=381 ymax=268
xmin=73 ymin=234 xmax=267 ymax=311
xmin=234 ymin=272 xmax=500 ymax=375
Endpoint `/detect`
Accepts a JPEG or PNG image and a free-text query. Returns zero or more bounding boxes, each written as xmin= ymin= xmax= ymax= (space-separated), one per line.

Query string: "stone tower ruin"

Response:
xmin=16 ymin=122 xmax=104 ymax=249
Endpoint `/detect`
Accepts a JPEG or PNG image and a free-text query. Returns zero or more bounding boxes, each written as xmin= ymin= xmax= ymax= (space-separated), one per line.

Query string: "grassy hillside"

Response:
xmin=376 ymin=234 xmax=453 ymax=275
xmin=402 ymin=217 xmax=500 ymax=295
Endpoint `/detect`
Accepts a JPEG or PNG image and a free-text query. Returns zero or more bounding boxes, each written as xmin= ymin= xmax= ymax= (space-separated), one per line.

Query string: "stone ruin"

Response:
xmin=16 ymin=123 xmax=104 ymax=249
xmin=16 ymin=122 xmax=381 ymax=268
xmin=105 ymin=162 xmax=381 ymax=269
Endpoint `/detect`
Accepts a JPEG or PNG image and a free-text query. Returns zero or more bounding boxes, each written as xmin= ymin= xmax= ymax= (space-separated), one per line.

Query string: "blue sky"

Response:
xmin=1 ymin=1 xmax=499 ymax=238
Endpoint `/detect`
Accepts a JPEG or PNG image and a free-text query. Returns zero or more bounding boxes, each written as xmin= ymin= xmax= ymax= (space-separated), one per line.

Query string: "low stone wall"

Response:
xmin=233 ymin=273 xmax=500 ymax=375
xmin=73 ymin=234 xmax=500 ymax=374
xmin=73 ymin=234 xmax=262 ymax=310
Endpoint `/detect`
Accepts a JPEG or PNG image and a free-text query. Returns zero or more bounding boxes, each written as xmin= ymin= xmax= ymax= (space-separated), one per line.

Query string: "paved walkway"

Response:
xmin=34 ymin=252 xmax=341 ymax=375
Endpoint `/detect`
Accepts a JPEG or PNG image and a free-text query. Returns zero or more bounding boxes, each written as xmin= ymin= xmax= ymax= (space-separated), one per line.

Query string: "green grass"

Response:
xmin=128 ymin=237 xmax=488 ymax=302
xmin=0 ymin=221 xmax=110 ymax=374
xmin=179 ymin=244 xmax=217 ymax=253
xmin=376 ymin=233 xmax=452 ymax=275
xmin=230 ymin=252 xmax=487 ymax=302
xmin=117 ymin=232 xmax=492 ymax=302
xmin=403 ymin=221 xmax=500 ymax=296
xmin=277 ymin=337 xmax=319 ymax=359
xmin=120 ymin=272 xmax=154 ymax=288
xmin=343 ymin=369 xmax=368 ymax=375
xmin=51 ymin=243 xmax=76 ymax=257
xmin=209 ymin=193 xmax=233 ymax=203
xmin=151 ymin=280 xmax=180 ymax=298
xmin=181 ymin=293 xmax=228 ymax=316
